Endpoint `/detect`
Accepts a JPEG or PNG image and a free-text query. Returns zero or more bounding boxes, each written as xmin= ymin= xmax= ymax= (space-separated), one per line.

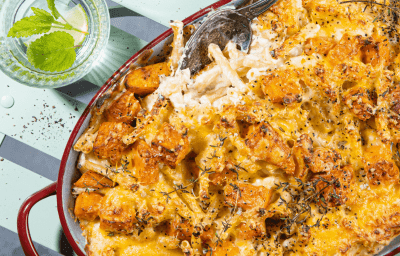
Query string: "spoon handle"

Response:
xmin=237 ymin=0 xmax=278 ymax=20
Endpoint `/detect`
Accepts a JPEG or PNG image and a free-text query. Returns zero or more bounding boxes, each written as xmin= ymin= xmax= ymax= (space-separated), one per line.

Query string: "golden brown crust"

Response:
xmin=245 ymin=122 xmax=295 ymax=174
xmin=151 ymin=122 xmax=191 ymax=168
xmin=342 ymin=86 xmax=375 ymax=121
xmin=93 ymin=122 xmax=133 ymax=165
xmin=293 ymin=134 xmax=313 ymax=181
xmin=312 ymin=164 xmax=354 ymax=207
xmin=166 ymin=218 xmax=193 ymax=241
xmin=223 ymin=182 xmax=272 ymax=211
xmin=327 ymin=34 xmax=363 ymax=64
xmin=361 ymin=35 xmax=391 ymax=68
xmin=260 ymin=69 xmax=303 ymax=106
xmin=269 ymin=0 xmax=306 ymax=36
xmin=209 ymin=163 xmax=238 ymax=186
xmin=364 ymin=145 xmax=399 ymax=186
xmin=304 ymin=37 xmax=335 ymax=56
xmin=99 ymin=190 xmax=136 ymax=233
xmin=388 ymin=86 xmax=400 ymax=129
xmin=206 ymin=240 xmax=240 ymax=256
xmin=310 ymin=147 xmax=342 ymax=173
xmin=237 ymin=221 xmax=266 ymax=241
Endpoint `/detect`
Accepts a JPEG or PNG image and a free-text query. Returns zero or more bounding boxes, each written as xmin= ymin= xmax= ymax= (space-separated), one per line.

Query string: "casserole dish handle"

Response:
xmin=17 ymin=182 xmax=57 ymax=256
xmin=386 ymin=248 xmax=400 ymax=256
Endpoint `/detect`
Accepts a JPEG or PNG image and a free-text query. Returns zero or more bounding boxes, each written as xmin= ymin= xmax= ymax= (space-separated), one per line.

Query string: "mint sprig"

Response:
xmin=7 ymin=15 xmax=53 ymax=38
xmin=7 ymin=0 xmax=88 ymax=72
xmin=7 ymin=7 xmax=86 ymax=38
xmin=31 ymin=7 xmax=56 ymax=22
xmin=47 ymin=0 xmax=62 ymax=20
xmin=27 ymin=31 xmax=76 ymax=72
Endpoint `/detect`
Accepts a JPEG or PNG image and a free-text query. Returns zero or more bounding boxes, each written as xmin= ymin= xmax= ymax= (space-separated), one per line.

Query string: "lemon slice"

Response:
xmin=60 ymin=4 xmax=89 ymax=45
xmin=24 ymin=4 xmax=88 ymax=47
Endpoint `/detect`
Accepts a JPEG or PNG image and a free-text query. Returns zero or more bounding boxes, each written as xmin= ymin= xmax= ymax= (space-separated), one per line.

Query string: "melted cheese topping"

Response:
xmin=73 ymin=0 xmax=400 ymax=255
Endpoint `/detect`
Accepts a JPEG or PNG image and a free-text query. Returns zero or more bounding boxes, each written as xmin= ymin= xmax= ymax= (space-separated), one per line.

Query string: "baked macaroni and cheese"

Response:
xmin=72 ymin=0 xmax=400 ymax=255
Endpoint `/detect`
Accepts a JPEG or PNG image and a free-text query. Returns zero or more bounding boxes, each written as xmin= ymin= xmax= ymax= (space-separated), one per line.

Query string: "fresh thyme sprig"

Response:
xmin=206 ymin=150 xmax=219 ymax=160
xmin=160 ymin=165 xmax=215 ymax=202
xmin=209 ymin=135 xmax=228 ymax=148
xmin=340 ymin=0 xmax=400 ymax=40
xmin=90 ymin=174 xmax=112 ymax=188
xmin=83 ymin=182 xmax=93 ymax=194
xmin=275 ymin=181 xmax=289 ymax=191
xmin=340 ymin=0 xmax=400 ymax=13
xmin=214 ymin=182 xmax=242 ymax=246
xmin=202 ymin=244 xmax=213 ymax=256
xmin=229 ymin=183 xmax=242 ymax=200
xmin=276 ymin=178 xmax=339 ymax=234
xmin=234 ymin=163 xmax=248 ymax=172
xmin=225 ymin=162 xmax=248 ymax=179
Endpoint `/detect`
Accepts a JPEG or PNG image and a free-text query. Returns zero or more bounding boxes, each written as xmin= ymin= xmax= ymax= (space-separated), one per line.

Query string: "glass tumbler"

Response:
xmin=0 ymin=0 xmax=110 ymax=88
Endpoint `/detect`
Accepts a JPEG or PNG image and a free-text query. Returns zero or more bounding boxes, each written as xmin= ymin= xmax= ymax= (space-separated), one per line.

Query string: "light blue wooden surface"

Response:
xmin=0 ymin=0 xmax=216 ymax=255
xmin=111 ymin=0 xmax=216 ymax=26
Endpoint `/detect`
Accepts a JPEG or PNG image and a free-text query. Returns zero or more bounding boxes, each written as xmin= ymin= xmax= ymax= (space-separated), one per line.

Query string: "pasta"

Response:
xmin=72 ymin=0 xmax=400 ymax=255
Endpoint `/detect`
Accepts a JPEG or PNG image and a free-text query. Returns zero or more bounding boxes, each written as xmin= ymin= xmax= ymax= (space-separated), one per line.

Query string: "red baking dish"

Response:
xmin=16 ymin=0 xmax=400 ymax=255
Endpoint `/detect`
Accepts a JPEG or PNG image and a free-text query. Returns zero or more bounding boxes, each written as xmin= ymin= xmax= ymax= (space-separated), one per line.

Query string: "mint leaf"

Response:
xmin=31 ymin=7 xmax=55 ymax=23
xmin=7 ymin=14 xmax=54 ymax=38
xmin=47 ymin=0 xmax=61 ymax=19
xmin=27 ymin=31 xmax=76 ymax=72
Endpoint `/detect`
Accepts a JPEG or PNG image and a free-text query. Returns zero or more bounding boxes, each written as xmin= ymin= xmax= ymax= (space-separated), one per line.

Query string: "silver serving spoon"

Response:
xmin=180 ymin=0 xmax=278 ymax=75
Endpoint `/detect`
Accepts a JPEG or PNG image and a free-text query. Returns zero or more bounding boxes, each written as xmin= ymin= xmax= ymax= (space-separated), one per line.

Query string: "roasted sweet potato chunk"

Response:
xmin=343 ymin=86 xmax=375 ymax=121
xmin=105 ymin=92 xmax=141 ymax=123
xmin=209 ymin=167 xmax=237 ymax=186
xmin=132 ymin=139 xmax=160 ymax=185
xmin=224 ymin=182 xmax=272 ymax=211
xmin=364 ymin=145 xmax=399 ymax=186
xmin=206 ymin=241 xmax=240 ymax=256
xmin=151 ymin=122 xmax=190 ymax=168
xmin=293 ymin=134 xmax=313 ymax=180
xmin=304 ymin=37 xmax=335 ymax=56
xmin=245 ymin=122 xmax=295 ymax=174
xmin=361 ymin=35 xmax=390 ymax=67
xmin=74 ymin=192 xmax=103 ymax=221
xmin=125 ymin=62 xmax=170 ymax=96
xmin=238 ymin=221 xmax=266 ymax=240
xmin=166 ymin=218 xmax=193 ymax=241
xmin=200 ymin=225 xmax=215 ymax=242
xmin=312 ymin=165 xmax=354 ymax=207
xmin=74 ymin=170 xmax=114 ymax=189
xmin=93 ymin=122 xmax=134 ymax=165
xmin=327 ymin=34 xmax=363 ymax=64
xmin=166 ymin=218 xmax=214 ymax=243
xmin=99 ymin=190 xmax=136 ymax=233
xmin=260 ymin=69 xmax=303 ymax=105
xmin=310 ymin=147 xmax=341 ymax=173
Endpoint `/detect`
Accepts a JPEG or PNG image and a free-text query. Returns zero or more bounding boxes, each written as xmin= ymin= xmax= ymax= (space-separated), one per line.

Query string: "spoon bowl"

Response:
xmin=180 ymin=0 xmax=278 ymax=75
